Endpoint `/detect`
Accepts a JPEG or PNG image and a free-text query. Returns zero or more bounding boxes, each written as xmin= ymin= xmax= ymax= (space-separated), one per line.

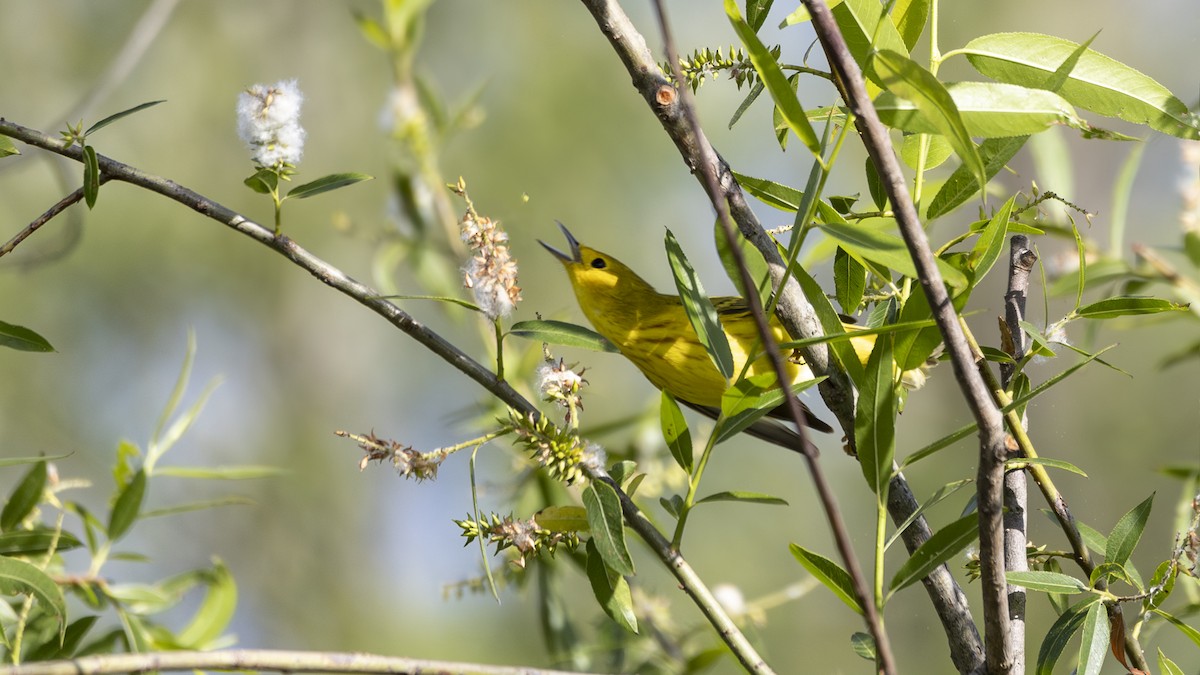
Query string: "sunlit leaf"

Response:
xmin=665 ymin=229 xmax=734 ymax=380
xmin=509 ymin=320 xmax=618 ymax=353
xmin=790 ymin=543 xmax=863 ymax=614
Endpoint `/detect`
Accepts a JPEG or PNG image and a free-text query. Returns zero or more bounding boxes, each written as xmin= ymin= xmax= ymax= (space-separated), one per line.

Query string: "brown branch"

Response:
xmin=649 ymin=2 xmax=893 ymax=673
xmin=0 ymin=650 xmax=596 ymax=675
xmin=0 ymin=180 xmax=107 ymax=259
xmin=799 ymin=1 xmax=1011 ymax=672
xmin=0 ymin=117 xmax=771 ymax=672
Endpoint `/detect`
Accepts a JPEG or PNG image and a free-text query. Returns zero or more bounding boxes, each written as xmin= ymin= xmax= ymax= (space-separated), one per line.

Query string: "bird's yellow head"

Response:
xmin=539 ymin=222 xmax=659 ymax=320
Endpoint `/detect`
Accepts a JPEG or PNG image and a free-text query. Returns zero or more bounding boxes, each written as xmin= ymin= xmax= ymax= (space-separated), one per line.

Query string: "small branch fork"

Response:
xmin=0 ymin=117 xmax=769 ymax=674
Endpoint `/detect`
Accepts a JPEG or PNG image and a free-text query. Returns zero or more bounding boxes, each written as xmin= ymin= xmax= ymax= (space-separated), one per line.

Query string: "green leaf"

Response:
xmin=1004 ymin=456 xmax=1087 ymax=477
xmin=1153 ymin=608 xmax=1200 ymax=648
xmin=1037 ymin=598 xmax=1096 ymax=675
xmin=533 ymin=505 xmax=590 ymax=533
xmin=1105 ymin=493 xmax=1153 ymax=568
xmin=0 ymin=556 xmax=66 ymax=642
xmin=175 ymin=560 xmax=237 ymax=649
xmin=82 ymin=145 xmax=100 ymax=209
xmin=582 ymin=481 xmax=634 ymax=576
xmin=85 ymin=100 xmax=165 ymax=136
xmin=1158 ymin=648 xmax=1186 ymax=675
xmin=716 ymin=372 xmax=822 ymax=443
xmin=27 ymin=615 xmax=98 ymax=661
xmin=869 ymin=50 xmax=986 ymax=192
xmin=140 ymin=497 xmax=254 ymax=519
xmin=850 ymin=631 xmax=877 ymax=661
xmin=726 ymin=0 xmax=820 ymax=155
xmin=107 ymin=469 xmax=147 ymax=542
xmin=155 ymin=465 xmax=283 ymax=480
xmin=890 ymin=512 xmax=979 ymax=593
xmin=285 ymin=172 xmax=374 ymax=200
xmin=732 ymin=172 xmax=845 ymax=224
xmin=832 ymin=0 xmax=908 ymax=89
xmin=856 ymin=334 xmax=895 ymax=496
xmin=968 ymin=195 xmax=1015 ymax=284
xmin=818 ymin=220 xmax=969 ymax=288
xmin=962 ymin=32 xmax=1200 ymax=139
xmin=1005 ymin=570 xmax=1088 ymax=594
xmin=890 ymin=0 xmax=929 ymax=51
xmin=884 ymin=479 xmax=971 ymax=551
xmin=927 ymin=136 xmax=1027 ymax=219
xmin=791 ymin=263 xmax=865 ymax=383
xmin=715 ymin=218 xmax=770 ymax=304
xmin=2 ymin=460 xmax=47 ymax=531
xmin=1077 ymin=601 xmax=1110 ymax=675
xmin=508 ymin=320 xmax=618 ymax=353
xmin=875 ymin=82 xmax=1099 ymax=139
xmin=660 ymin=392 xmax=693 ymax=473
xmin=0 ymin=320 xmax=54 ymax=352
xmin=1075 ymin=296 xmax=1188 ymax=319
xmin=695 ymin=491 xmax=788 ymax=506
xmin=745 ymin=0 xmax=773 ymax=32
xmin=243 ymin=168 xmax=278 ymax=194
xmin=0 ymin=135 xmax=20 ymax=158
xmin=665 ymin=229 xmax=734 ymax=380
xmin=380 ymin=293 xmax=481 ymax=312
xmin=586 ymin=539 xmax=638 ymax=633
xmin=789 ymin=544 xmax=863 ymax=614
xmin=834 ymin=247 xmax=866 ymax=313
xmin=0 ymin=529 xmax=83 ymax=556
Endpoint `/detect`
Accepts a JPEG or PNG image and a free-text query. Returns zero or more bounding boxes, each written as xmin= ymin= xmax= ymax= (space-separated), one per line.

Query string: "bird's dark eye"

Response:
xmin=590 ymin=258 xmax=607 ymax=269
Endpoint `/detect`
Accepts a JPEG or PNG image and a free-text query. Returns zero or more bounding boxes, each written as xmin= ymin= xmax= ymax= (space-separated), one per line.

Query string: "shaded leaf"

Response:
xmin=82 ymin=145 xmax=100 ymax=209
xmin=509 ymin=320 xmax=618 ymax=353
xmin=1077 ymin=601 xmax=1110 ymax=675
xmin=534 ymin=505 xmax=590 ymax=533
xmin=0 ymin=320 xmax=54 ymax=352
xmin=586 ymin=539 xmax=638 ymax=633
xmin=665 ymin=229 xmax=734 ymax=380
xmin=286 ymin=172 xmax=374 ymax=200
xmin=2 ymin=460 xmax=47 ymax=532
xmin=0 ymin=555 xmax=66 ymax=642
xmin=1037 ymin=598 xmax=1096 ymax=675
xmin=107 ymin=469 xmax=147 ymax=542
xmin=1004 ymin=457 xmax=1087 ymax=477
xmin=716 ymin=372 xmax=822 ymax=443
xmin=927 ymin=136 xmax=1028 ymax=219
xmin=660 ymin=392 xmax=693 ymax=473
xmin=890 ymin=512 xmax=979 ymax=593
xmin=818 ymin=220 xmax=969 ymax=288
xmin=856 ymin=334 xmax=895 ymax=496
xmin=695 ymin=491 xmax=788 ymax=506
xmin=85 ymin=100 xmax=165 ymax=136
xmin=582 ymin=481 xmax=634 ymax=576
xmin=789 ymin=544 xmax=863 ymax=614
xmin=885 ymin=479 xmax=971 ymax=551
xmin=1006 ymin=570 xmax=1088 ymax=594
xmin=0 ymin=529 xmax=83 ymax=556
xmin=834 ymin=247 xmax=866 ymax=313
xmin=1105 ymin=493 xmax=1153 ymax=568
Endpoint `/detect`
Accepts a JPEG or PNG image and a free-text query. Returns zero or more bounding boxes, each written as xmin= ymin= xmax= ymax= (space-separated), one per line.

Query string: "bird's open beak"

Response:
xmin=538 ymin=221 xmax=582 ymax=264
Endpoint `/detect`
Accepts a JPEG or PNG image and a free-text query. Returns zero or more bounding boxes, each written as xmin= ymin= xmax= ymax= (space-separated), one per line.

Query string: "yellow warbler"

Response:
xmin=540 ymin=223 xmax=887 ymax=436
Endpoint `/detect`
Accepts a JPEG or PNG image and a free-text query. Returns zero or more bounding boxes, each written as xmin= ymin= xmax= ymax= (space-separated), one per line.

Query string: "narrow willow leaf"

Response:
xmin=969 ymin=194 xmax=1016 ymax=285
xmin=732 ymin=171 xmax=846 ymax=224
xmin=83 ymin=145 xmax=100 ymax=209
xmin=286 ymin=172 xmax=374 ymax=200
xmin=875 ymin=82 xmax=1093 ymax=138
xmin=890 ymin=0 xmax=929 ymax=51
xmin=533 ymin=505 xmax=590 ymax=533
xmin=963 ymin=32 xmax=1200 ymax=139
xmin=832 ymin=0 xmax=908 ymax=89
xmin=85 ymin=100 xmax=166 ymax=136
xmin=927 ymin=136 xmax=1027 ymax=219
xmin=716 ymin=372 xmax=822 ymax=443
xmin=834 ymin=247 xmax=866 ymax=313
xmin=1158 ymin=648 xmax=1185 ymax=675
xmin=892 ymin=274 xmax=967 ymax=371
xmin=856 ymin=334 xmax=895 ymax=496
xmin=665 ymin=229 xmax=734 ymax=380
xmin=890 ymin=512 xmax=979 ymax=593
xmin=0 ymin=529 xmax=83 ymax=556
xmin=582 ymin=482 xmax=634 ymax=576
xmin=156 ymin=465 xmax=283 ymax=480
xmin=0 ymin=135 xmax=20 ymax=158
xmin=1152 ymin=609 xmax=1200 ymax=648
xmin=0 ymin=556 xmax=66 ymax=641
xmin=869 ymin=50 xmax=986 ymax=191
xmin=140 ymin=497 xmax=254 ymax=519
xmin=1037 ymin=598 xmax=1096 ymax=675
xmin=789 ymin=543 xmax=863 ymax=614
xmin=818 ymin=220 xmax=969 ymax=288
xmin=380 ymin=294 xmax=481 ymax=311
xmin=660 ymin=391 xmax=693 ymax=473
xmin=1105 ymin=493 xmax=1154 ymax=568
xmin=1005 ymin=570 xmax=1088 ymax=594
xmin=107 ymin=469 xmax=147 ymax=542
xmin=1077 ymin=601 xmax=1110 ymax=675
xmin=1076 ymin=296 xmax=1188 ymax=319
xmin=1005 ymin=456 xmax=1087 ymax=476
xmin=745 ymin=0 xmax=773 ymax=32
xmin=729 ymin=81 xmax=765 ymax=129
xmin=726 ymin=0 xmax=820 ymax=155
xmin=586 ymin=540 xmax=638 ymax=633
xmin=884 ymin=479 xmax=972 ymax=551
xmin=714 ymin=217 xmax=770 ymax=303
xmin=792 ymin=263 xmax=864 ymax=382
xmin=2 ymin=460 xmax=47 ymax=532
xmin=0 ymin=320 xmax=54 ymax=352
xmin=176 ymin=560 xmax=237 ymax=649
xmin=695 ymin=491 xmax=788 ymax=506
xmin=28 ymin=615 xmax=98 ymax=661
xmin=509 ymin=320 xmax=619 ymax=353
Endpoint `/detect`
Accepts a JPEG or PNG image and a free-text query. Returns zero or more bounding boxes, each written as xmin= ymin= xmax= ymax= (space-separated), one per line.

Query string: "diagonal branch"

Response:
xmin=799 ymin=1 xmax=1011 ymax=672
xmin=0 ymin=117 xmax=771 ymax=673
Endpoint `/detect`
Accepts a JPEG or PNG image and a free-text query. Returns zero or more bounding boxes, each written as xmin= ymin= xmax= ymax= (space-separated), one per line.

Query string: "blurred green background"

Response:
xmin=2 ymin=1 xmax=1198 ymax=672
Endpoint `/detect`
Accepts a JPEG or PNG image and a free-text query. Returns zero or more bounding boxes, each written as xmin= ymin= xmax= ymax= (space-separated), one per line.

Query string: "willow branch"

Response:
xmin=799 ymin=1 xmax=1011 ymax=672
xmin=0 ymin=117 xmax=769 ymax=672
xmin=650 ymin=2 xmax=893 ymax=673
xmin=0 ymin=650 xmax=594 ymax=675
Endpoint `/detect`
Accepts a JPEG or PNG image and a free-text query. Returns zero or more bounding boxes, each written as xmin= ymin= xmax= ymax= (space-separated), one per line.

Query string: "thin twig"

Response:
xmin=650 ymin=2 xmax=893 ymax=674
xmin=0 ymin=117 xmax=769 ymax=673
xmin=0 ymin=181 xmax=106 ymax=259
xmin=1000 ymin=235 xmax=1036 ymax=673
xmin=0 ymin=650 xmax=595 ymax=675
xmin=799 ymin=1 xmax=1011 ymax=672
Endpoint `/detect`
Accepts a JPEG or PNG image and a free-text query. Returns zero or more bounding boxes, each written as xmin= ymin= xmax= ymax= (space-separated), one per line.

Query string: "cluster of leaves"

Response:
xmin=0 ymin=338 xmax=272 ymax=664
